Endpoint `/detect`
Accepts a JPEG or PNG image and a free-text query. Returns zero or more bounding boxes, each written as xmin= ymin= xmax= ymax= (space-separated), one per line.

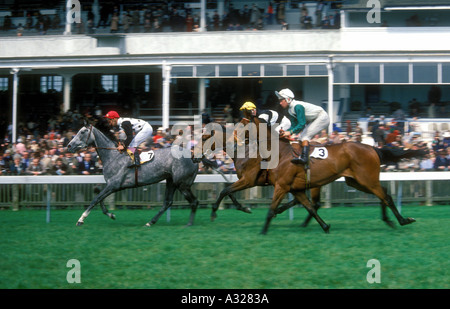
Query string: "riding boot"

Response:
xmin=291 ymin=140 xmax=310 ymax=165
xmin=128 ymin=149 xmax=141 ymax=168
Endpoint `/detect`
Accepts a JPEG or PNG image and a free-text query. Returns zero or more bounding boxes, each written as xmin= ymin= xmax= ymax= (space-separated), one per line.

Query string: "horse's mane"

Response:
xmin=90 ymin=116 xmax=119 ymax=143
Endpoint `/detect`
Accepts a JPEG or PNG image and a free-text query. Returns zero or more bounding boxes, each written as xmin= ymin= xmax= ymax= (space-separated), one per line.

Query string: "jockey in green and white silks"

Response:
xmin=276 ymin=88 xmax=330 ymax=165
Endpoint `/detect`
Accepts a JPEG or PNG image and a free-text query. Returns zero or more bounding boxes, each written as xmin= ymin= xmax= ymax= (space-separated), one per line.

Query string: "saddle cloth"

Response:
xmin=126 ymin=149 xmax=155 ymax=164
xmin=291 ymin=143 xmax=328 ymax=160
xmin=310 ymin=147 xmax=328 ymax=159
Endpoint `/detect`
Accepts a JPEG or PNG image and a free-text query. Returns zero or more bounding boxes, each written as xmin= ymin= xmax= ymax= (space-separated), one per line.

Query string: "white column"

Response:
xmin=93 ymin=0 xmax=100 ymax=27
xmin=62 ymin=73 xmax=74 ymax=113
xmin=162 ymin=62 xmax=172 ymax=130
xmin=10 ymin=68 xmax=19 ymax=143
xmin=64 ymin=0 xmax=72 ymax=35
xmin=327 ymin=57 xmax=334 ymax=134
xmin=200 ymin=0 xmax=206 ymax=32
xmin=198 ymin=78 xmax=206 ymax=114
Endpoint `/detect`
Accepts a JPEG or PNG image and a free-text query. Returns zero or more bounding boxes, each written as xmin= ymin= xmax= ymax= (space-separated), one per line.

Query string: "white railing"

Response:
xmin=0 ymin=172 xmax=448 ymax=185
xmin=1 ymin=172 xmax=448 ymax=223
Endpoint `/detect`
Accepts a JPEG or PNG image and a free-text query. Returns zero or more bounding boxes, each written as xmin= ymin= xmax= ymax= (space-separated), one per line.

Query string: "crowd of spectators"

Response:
xmin=2 ymin=1 xmax=340 ymax=36
xmin=1 ymin=109 xmax=449 ymax=177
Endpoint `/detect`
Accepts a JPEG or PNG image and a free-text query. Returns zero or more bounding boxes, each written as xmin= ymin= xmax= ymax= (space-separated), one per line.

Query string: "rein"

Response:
xmin=85 ymin=125 xmax=118 ymax=151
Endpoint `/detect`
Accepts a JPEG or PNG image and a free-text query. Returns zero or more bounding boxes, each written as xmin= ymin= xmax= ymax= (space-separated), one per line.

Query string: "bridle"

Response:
xmin=83 ymin=124 xmax=117 ymax=151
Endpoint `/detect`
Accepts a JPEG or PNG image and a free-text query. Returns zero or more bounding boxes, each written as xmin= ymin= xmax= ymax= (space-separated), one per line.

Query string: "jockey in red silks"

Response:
xmin=104 ymin=111 xmax=153 ymax=168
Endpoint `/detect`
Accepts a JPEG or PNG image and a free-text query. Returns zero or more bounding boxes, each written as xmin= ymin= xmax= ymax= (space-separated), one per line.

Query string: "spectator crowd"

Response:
xmin=2 ymin=1 xmax=341 ymax=36
xmin=1 ymin=108 xmax=449 ymax=177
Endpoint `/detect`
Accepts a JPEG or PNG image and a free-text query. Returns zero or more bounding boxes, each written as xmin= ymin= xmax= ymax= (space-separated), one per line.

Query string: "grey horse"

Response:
xmin=67 ymin=121 xmax=201 ymax=227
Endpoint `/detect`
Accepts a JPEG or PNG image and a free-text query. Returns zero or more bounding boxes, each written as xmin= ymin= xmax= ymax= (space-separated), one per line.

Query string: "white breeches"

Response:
xmin=129 ymin=123 xmax=153 ymax=148
xmin=298 ymin=111 xmax=330 ymax=141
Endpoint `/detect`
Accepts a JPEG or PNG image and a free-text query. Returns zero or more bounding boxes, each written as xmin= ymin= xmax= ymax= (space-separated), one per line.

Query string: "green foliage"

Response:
xmin=0 ymin=206 xmax=448 ymax=289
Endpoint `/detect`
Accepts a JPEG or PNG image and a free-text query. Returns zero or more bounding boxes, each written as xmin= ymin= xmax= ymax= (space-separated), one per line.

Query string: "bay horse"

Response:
xmin=203 ymin=115 xmax=425 ymax=235
xmin=67 ymin=118 xmax=203 ymax=227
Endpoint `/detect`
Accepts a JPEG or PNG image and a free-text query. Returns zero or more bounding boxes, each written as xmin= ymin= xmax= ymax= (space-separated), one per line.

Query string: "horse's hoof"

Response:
xmin=244 ymin=207 xmax=252 ymax=214
xmin=299 ymin=222 xmax=308 ymax=228
xmin=145 ymin=222 xmax=152 ymax=227
xmin=402 ymin=217 xmax=416 ymax=225
xmin=384 ymin=220 xmax=395 ymax=229
xmin=76 ymin=221 xmax=84 ymax=226
xmin=110 ymin=213 xmax=116 ymax=220
xmin=323 ymin=224 xmax=331 ymax=234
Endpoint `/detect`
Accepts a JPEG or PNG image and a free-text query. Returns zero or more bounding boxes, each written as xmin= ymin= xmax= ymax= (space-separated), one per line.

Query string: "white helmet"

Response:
xmin=275 ymin=88 xmax=295 ymax=104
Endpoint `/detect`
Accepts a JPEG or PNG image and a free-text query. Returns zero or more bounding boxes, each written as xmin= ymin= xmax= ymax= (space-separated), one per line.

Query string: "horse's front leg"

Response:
xmin=228 ymin=192 xmax=252 ymax=214
xmin=211 ymin=178 xmax=253 ymax=221
xmin=261 ymin=184 xmax=287 ymax=235
xmin=293 ymin=191 xmax=330 ymax=233
xmin=76 ymin=185 xmax=116 ymax=226
xmin=300 ymin=187 xmax=321 ymax=228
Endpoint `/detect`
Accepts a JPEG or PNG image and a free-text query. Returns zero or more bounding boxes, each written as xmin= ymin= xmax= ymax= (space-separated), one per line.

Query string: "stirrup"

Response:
xmin=291 ymin=156 xmax=308 ymax=164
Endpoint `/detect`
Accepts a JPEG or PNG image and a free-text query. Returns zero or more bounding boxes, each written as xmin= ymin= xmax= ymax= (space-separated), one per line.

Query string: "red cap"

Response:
xmin=104 ymin=111 xmax=120 ymax=119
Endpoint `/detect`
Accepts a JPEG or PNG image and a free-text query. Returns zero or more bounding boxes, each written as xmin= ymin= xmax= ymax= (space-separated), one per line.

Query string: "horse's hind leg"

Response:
xmin=382 ymin=190 xmax=415 ymax=226
xmin=178 ymin=186 xmax=199 ymax=227
xmin=76 ymin=185 xmax=115 ymax=226
xmin=345 ymin=177 xmax=394 ymax=227
xmin=146 ymin=180 xmax=176 ymax=227
xmin=352 ymin=176 xmax=415 ymax=226
xmin=100 ymin=201 xmax=116 ymax=220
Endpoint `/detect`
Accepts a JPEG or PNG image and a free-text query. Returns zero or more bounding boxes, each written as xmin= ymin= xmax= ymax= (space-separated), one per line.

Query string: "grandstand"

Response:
xmin=0 ymin=0 xmax=449 ymax=144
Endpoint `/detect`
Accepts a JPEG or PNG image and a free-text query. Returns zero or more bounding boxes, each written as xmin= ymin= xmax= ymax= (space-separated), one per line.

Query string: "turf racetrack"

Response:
xmin=0 ymin=205 xmax=448 ymax=289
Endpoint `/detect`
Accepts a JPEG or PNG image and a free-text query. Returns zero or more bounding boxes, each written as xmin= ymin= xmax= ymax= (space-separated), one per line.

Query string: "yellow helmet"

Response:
xmin=240 ymin=102 xmax=257 ymax=111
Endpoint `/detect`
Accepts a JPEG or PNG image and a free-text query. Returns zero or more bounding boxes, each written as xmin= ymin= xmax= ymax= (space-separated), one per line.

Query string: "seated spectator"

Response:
xmin=21 ymin=151 xmax=31 ymax=169
xmin=0 ymin=153 xmax=8 ymax=174
xmin=26 ymin=158 xmax=45 ymax=176
xmin=9 ymin=156 xmax=27 ymax=175
xmin=62 ymin=152 xmax=78 ymax=175
xmin=433 ymin=149 xmax=449 ymax=171
xmin=419 ymin=154 xmax=434 ymax=171
xmin=77 ymin=153 xmax=98 ymax=175
xmin=50 ymin=158 xmax=68 ymax=175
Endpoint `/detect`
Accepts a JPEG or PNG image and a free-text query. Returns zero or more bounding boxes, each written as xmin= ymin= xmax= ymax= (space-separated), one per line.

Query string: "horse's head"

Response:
xmin=67 ymin=125 xmax=95 ymax=153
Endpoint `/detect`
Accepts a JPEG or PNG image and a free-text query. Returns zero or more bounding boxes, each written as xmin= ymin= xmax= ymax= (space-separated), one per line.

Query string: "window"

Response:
xmin=413 ymin=63 xmax=437 ymax=84
xmin=359 ymin=63 xmax=380 ymax=83
xmin=144 ymin=74 xmax=150 ymax=92
xmin=384 ymin=63 xmax=409 ymax=84
xmin=334 ymin=63 xmax=355 ymax=83
xmin=40 ymin=76 xmax=63 ymax=92
xmin=101 ymin=75 xmax=118 ymax=92
xmin=0 ymin=77 xmax=8 ymax=91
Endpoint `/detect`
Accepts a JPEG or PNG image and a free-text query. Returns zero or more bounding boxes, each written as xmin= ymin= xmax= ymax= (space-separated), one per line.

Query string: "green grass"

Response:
xmin=0 ymin=205 xmax=449 ymax=289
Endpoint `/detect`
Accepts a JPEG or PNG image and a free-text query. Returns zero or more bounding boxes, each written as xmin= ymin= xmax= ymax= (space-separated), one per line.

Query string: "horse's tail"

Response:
xmin=374 ymin=146 xmax=428 ymax=165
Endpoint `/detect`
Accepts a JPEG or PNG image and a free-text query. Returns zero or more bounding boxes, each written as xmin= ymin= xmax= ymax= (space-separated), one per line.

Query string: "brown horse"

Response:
xmin=203 ymin=115 xmax=425 ymax=235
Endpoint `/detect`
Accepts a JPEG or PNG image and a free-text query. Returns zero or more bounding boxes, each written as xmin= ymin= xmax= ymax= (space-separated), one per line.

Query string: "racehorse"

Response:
xmin=203 ymin=115 xmax=426 ymax=235
xmin=67 ymin=118 xmax=202 ymax=227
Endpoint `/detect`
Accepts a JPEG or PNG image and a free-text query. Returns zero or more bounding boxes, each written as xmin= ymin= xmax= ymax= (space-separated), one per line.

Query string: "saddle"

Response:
xmin=126 ymin=149 xmax=155 ymax=165
xmin=125 ymin=149 xmax=155 ymax=188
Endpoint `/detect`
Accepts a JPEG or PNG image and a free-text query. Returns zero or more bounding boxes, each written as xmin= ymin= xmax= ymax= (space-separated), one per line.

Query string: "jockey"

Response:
xmin=104 ymin=111 xmax=153 ymax=168
xmin=275 ymin=88 xmax=330 ymax=165
xmin=239 ymin=101 xmax=291 ymax=134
